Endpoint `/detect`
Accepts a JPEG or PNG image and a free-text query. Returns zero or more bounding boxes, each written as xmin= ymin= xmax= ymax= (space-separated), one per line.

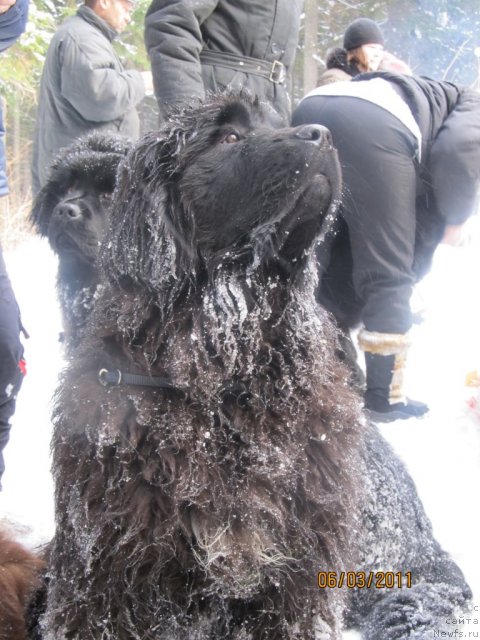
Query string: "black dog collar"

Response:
xmin=98 ymin=368 xmax=179 ymax=391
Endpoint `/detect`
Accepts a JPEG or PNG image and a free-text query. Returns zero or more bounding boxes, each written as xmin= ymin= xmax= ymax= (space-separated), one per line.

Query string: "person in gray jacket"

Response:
xmin=31 ymin=0 xmax=152 ymax=194
xmin=144 ymin=0 xmax=304 ymax=123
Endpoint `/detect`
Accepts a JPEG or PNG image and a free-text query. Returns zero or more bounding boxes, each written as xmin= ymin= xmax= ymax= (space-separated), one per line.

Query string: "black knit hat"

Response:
xmin=343 ymin=18 xmax=384 ymax=51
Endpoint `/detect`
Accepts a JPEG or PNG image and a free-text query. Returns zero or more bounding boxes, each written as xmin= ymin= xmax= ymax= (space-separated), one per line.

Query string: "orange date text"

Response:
xmin=317 ymin=571 xmax=412 ymax=589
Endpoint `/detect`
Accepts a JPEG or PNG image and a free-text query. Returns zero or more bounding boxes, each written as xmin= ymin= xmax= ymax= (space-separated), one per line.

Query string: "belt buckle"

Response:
xmin=269 ymin=60 xmax=286 ymax=84
xmin=98 ymin=368 xmax=122 ymax=386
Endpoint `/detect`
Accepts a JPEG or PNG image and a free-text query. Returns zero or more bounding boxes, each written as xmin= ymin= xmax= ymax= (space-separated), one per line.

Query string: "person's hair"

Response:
xmin=325 ymin=47 xmax=361 ymax=78
xmin=346 ymin=46 xmax=373 ymax=74
xmin=84 ymin=0 xmax=99 ymax=8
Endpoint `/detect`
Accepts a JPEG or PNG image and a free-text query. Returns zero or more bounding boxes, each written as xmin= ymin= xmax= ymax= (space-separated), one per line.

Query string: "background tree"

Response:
xmin=383 ymin=0 xmax=480 ymax=83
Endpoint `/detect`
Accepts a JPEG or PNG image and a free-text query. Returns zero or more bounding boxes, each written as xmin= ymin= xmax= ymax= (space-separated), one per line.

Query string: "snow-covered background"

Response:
xmin=1 ymin=225 xmax=479 ymax=635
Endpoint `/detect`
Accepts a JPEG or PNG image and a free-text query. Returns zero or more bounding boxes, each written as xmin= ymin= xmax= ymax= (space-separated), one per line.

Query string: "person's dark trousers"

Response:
xmin=293 ymin=96 xmax=429 ymax=421
xmin=0 ymin=246 xmax=25 ymax=490
xmin=293 ymin=96 xmax=419 ymax=335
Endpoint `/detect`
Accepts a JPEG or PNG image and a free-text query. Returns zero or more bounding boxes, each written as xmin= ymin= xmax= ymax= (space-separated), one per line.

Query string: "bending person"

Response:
xmin=292 ymin=72 xmax=480 ymax=421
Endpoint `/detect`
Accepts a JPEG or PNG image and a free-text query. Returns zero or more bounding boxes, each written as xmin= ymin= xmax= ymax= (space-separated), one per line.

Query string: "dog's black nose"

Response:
xmin=295 ymin=124 xmax=333 ymax=147
xmin=53 ymin=202 xmax=82 ymax=220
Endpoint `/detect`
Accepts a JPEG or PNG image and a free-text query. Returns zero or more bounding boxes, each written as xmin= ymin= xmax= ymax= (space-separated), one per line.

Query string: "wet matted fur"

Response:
xmin=43 ymin=94 xmax=470 ymax=639
xmin=30 ymin=133 xmax=131 ymax=348
xmin=0 ymin=527 xmax=45 ymax=640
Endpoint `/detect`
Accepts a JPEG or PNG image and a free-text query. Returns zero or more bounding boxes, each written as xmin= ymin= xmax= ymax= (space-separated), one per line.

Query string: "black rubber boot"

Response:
xmin=363 ymin=352 xmax=429 ymax=422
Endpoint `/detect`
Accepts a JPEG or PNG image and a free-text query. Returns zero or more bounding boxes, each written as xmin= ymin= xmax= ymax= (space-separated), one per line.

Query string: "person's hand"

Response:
xmin=0 ymin=0 xmax=17 ymax=15
xmin=141 ymin=70 xmax=154 ymax=97
xmin=441 ymin=222 xmax=470 ymax=247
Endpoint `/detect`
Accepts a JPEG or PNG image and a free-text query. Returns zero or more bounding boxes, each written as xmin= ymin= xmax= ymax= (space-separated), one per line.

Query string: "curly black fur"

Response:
xmin=30 ymin=133 xmax=131 ymax=348
xmin=43 ymin=94 xmax=470 ymax=639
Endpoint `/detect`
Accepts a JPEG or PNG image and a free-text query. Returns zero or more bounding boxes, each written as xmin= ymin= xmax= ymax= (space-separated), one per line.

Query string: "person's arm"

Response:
xmin=0 ymin=0 xmax=28 ymax=52
xmin=59 ymin=35 xmax=145 ymax=123
xmin=144 ymin=0 xmax=219 ymax=118
xmin=429 ymin=87 xmax=480 ymax=226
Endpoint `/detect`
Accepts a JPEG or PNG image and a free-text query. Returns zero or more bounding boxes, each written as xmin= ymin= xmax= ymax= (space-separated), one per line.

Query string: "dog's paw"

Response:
xmin=361 ymin=583 xmax=467 ymax=640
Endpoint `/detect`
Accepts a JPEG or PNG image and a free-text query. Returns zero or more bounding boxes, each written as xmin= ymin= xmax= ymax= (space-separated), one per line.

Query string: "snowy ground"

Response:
xmin=1 ymin=230 xmax=479 ymax=635
xmin=0 ymin=239 xmax=61 ymax=545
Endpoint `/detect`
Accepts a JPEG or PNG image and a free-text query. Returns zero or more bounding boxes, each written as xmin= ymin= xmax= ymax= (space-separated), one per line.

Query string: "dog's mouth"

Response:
xmin=54 ymin=233 xmax=78 ymax=253
xmin=290 ymin=159 xmax=342 ymax=227
xmin=245 ymin=172 xmax=340 ymax=276
xmin=51 ymin=232 xmax=99 ymax=264
xmin=262 ymin=157 xmax=342 ymax=271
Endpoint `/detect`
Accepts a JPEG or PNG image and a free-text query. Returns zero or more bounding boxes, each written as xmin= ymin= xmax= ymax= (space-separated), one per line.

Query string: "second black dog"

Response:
xmin=30 ymin=133 xmax=131 ymax=348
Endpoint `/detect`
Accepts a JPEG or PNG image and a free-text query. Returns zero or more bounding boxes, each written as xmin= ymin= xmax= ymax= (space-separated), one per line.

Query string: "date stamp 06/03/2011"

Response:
xmin=317 ymin=571 xmax=412 ymax=590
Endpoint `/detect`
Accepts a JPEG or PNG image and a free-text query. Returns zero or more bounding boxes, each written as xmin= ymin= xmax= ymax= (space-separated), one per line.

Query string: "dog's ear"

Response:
xmin=30 ymin=182 xmax=59 ymax=236
xmin=101 ymin=129 xmax=198 ymax=304
xmin=80 ymin=132 xmax=131 ymax=158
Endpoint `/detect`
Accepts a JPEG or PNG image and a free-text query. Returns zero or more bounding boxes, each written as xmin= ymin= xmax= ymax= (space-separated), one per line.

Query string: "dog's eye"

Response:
xmin=221 ymin=132 xmax=241 ymax=144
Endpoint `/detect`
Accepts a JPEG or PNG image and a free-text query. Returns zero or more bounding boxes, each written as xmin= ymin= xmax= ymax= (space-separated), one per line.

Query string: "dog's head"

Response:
xmin=30 ymin=133 xmax=131 ymax=274
xmin=103 ymin=93 xmax=341 ymax=298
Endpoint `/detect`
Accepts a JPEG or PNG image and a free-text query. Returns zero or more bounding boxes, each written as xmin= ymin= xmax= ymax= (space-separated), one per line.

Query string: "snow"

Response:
xmin=1 ymin=228 xmax=480 ymax=632
xmin=0 ymin=239 xmax=61 ymax=547
xmin=386 ymin=235 xmax=480 ymax=604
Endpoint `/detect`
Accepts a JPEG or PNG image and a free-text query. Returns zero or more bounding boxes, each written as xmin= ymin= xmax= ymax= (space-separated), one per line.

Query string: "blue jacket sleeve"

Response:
xmin=0 ymin=0 xmax=29 ymax=52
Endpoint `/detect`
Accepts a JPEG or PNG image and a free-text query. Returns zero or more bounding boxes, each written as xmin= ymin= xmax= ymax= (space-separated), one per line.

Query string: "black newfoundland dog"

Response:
xmin=43 ymin=94 xmax=470 ymax=639
xmin=30 ymin=133 xmax=131 ymax=348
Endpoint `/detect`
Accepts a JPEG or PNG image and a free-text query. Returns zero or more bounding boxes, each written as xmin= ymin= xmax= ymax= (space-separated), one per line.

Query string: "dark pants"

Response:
xmin=0 ymin=246 xmax=24 ymax=490
xmin=292 ymin=95 xmax=420 ymax=334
